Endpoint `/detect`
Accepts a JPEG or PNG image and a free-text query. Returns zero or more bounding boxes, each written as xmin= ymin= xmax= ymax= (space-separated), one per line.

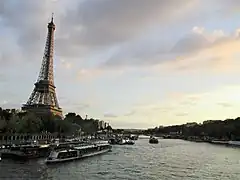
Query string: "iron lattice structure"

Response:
xmin=22 ymin=17 xmax=62 ymax=118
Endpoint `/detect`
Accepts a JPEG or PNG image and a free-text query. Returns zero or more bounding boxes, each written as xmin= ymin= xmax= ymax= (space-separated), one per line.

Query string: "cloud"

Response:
xmin=151 ymin=32 xmax=240 ymax=74
xmin=62 ymin=0 xmax=197 ymax=47
xmin=216 ymin=0 xmax=240 ymax=15
xmin=59 ymin=59 xmax=72 ymax=70
xmin=176 ymin=94 xmax=200 ymax=106
xmin=0 ymin=100 xmax=21 ymax=109
xmin=0 ymin=73 xmax=6 ymax=82
xmin=2 ymin=0 xmax=235 ymax=78
xmin=100 ymin=25 xmax=239 ymax=73
xmin=72 ymin=103 xmax=90 ymax=110
xmin=176 ymin=85 xmax=240 ymax=108
xmin=103 ymin=112 xmax=118 ymax=118
xmin=0 ymin=0 xmax=238 ymax=74
xmin=217 ymin=102 xmax=233 ymax=107
xmin=58 ymin=96 xmax=90 ymax=114
xmin=175 ymin=112 xmax=188 ymax=117
xmin=0 ymin=0 xmax=61 ymax=59
xmin=103 ymin=110 xmax=136 ymax=118
xmin=76 ymin=68 xmax=103 ymax=80
xmin=132 ymin=102 xmax=175 ymax=114
xmin=171 ymin=32 xmax=210 ymax=54
xmin=111 ymin=120 xmax=152 ymax=129
xmin=124 ymin=110 xmax=136 ymax=116
xmin=179 ymin=100 xmax=197 ymax=106
xmin=192 ymin=26 xmax=227 ymax=42
xmin=57 ymin=0 xmax=200 ymax=66
xmin=75 ymin=66 xmax=128 ymax=81
xmin=170 ymin=26 xmax=231 ymax=55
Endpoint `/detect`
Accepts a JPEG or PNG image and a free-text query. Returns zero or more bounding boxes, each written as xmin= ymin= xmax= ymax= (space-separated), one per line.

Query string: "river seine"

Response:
xmin=0 ymin=138 xmax=240 ymax=180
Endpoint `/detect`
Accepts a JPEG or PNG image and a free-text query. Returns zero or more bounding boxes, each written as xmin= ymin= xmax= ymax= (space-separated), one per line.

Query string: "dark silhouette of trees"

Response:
xmin=144 ymin=118 xmax=240 ymax=140
xmin=0 ymin=108 xmax=111 ymax=135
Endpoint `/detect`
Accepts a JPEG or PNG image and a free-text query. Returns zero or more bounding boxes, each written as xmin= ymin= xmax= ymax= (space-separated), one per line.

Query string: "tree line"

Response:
xmin=144 ymin=118 xmax=240 ymax=140
xmin=0 ymin=107 xmax=112 ymax=135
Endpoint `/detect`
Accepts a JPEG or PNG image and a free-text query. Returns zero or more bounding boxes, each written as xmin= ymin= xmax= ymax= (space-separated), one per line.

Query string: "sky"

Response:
xmin=1 ymin=0 xmax=240 ymax=129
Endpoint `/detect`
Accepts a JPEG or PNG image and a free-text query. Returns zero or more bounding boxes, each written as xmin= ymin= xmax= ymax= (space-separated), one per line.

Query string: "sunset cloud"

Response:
xmin=1 ymin=1 xmax=240 ymax=128
xmin=150 ymin=28 xmax=240 ymax=75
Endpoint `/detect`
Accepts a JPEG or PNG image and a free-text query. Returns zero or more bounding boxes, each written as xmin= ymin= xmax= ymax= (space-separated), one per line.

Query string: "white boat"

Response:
xmin=45 ymin=143 xmax=111 ymax=164
xmin=123 ymin=139 xmax=135 ymax=145
xmin=228 ymin=141 xmax=240 ymax=146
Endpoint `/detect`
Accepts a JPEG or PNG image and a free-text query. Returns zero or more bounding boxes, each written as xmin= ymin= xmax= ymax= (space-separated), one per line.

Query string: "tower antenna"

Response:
xmin=51 ymin=12 xmax=54 ymax=22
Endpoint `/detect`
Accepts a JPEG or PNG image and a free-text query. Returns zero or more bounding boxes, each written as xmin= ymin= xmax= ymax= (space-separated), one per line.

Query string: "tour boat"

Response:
xmin=45 ymin=143 xmax=112 ymax=164
xmin=149 ymin=136 xmax=159 ymax=144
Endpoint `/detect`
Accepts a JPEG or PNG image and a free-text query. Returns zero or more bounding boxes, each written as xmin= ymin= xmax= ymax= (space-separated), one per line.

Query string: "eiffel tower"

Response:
xmin=22 ymin=15 xmax=63 ymax=118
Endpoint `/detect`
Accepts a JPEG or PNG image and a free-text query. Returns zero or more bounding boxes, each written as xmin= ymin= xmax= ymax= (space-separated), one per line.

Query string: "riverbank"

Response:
xmin=161 ymin=135 xmax=240 ymax=147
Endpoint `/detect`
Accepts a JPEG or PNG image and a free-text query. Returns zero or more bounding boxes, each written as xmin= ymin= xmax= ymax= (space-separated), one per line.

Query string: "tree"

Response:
xmin=6 ymin=114 xmax=21 ymax=133
xmin=106 ymin=125 xmax=113 ymax=132
xmin=0 ymin=107 xmax=111 ymax=135
xmin=0 ymin=116 xmax=7 ymax=133
xmin=19 ymin=112 xmax=42 ymax=133
xmin=55 ymin=119 xmax=72 ymax=134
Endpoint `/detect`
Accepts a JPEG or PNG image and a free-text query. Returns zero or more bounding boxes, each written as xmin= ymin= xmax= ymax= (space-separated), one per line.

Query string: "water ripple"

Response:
xmin=1 ymin=139 xmax=240 ymax=179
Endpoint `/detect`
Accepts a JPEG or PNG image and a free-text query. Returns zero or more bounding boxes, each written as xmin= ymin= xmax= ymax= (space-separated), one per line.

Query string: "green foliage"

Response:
xmin=64 ymin=113 xmax=100 ymax=134
xmin=0 ymin=108 xmax=112 ymax=135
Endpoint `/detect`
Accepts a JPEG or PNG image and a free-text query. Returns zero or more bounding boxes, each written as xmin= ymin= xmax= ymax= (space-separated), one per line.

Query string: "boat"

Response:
xmin=45 ymin=142 xmax=112 ymax=164
xmin=149 ymin=136 xmax=159 ymax=144
xmin=0 ymin=144 xmax=50 ymax=160
xmin=108 ymin=137 xmax=124 ymax=145
xmin=108 ymin=137 xmax=135 ymax=145
xmin=129 ymin=135 xmax=138 ymax=140
xmin=124 ymin=139 xmax=135 ymax=145
xmin=108 ymin=138 xmax=119 ymax=145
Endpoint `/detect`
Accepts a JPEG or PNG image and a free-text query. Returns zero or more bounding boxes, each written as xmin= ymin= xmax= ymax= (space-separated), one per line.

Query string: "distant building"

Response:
xmin=105 ymin=122 xmax=109 ymax=128
xmin=98 ymin=120 xmax=105 ymax=129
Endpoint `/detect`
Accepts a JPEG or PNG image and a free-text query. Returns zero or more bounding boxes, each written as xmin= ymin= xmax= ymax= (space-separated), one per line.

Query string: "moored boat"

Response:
xmin=45 ymin=143 xmax=112 ymax=164
xmin=129 ymin=135 xmax=138 ymax=140
xmin=149 ymin=136 xmax=159 ymax=144
xmin=109 ymin=137 xmax=135 ymax=145
xmin=0 ymin=144 xmax=50 ymax=160
xmin=108 ymin=138 xmax=119 ymax=145
xmin=124 ymin=139 xmax=135 ymax=145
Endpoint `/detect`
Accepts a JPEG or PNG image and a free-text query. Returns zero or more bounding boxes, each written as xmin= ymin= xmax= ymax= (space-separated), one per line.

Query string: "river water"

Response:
xmin=0 ymin=139 xmax=240 ymax=180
